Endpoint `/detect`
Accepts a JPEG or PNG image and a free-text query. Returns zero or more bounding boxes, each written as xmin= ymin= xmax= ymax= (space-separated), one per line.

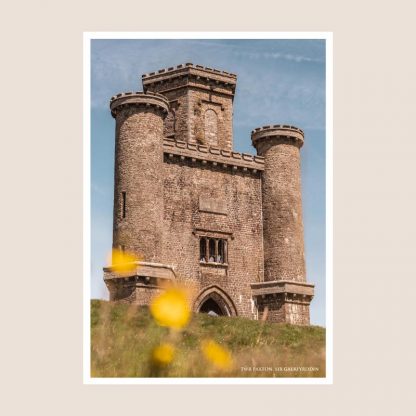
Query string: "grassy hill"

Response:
xmin=91 ymin=299 xmax=325 ymax=378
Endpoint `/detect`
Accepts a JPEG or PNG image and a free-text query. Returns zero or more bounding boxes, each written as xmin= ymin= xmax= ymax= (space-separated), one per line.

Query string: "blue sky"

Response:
xmin=90 ymin=39 xmax=326 ymax=326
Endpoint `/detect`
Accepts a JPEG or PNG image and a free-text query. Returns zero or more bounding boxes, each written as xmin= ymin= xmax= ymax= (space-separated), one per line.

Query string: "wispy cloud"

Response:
xmin=186 ymin=40 xmax=324 ymax=63
xmin=91 ymin=39 xmax=325 ymax=133
xmin=233 ymin=49 xmax=323 ymax=63
xmin=91 ymin=39 xmax=325 ymax=114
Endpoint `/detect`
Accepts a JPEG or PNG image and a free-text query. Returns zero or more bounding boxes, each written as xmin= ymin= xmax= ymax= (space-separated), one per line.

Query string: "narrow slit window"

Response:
xmin=223 ymin=240 xmax=227 ymax=263
xmin=218 ymin=240 xmax=224 ymax=263
xmin=122 ymin=191 xmax=126 ymax=218
xmin=200 ymin=238 xmax=207 ymax=262
xmin=209 ymin=239 xmax=216 ymax=262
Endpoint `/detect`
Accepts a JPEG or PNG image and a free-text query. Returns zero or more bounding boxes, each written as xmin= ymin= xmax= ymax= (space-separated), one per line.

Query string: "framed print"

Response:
xmin=83 ymin=32 xmax=332 ymax=384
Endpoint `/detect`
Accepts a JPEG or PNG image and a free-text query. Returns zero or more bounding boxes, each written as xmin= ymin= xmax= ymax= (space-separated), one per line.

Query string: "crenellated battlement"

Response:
xmin=110 ymin=90 xmax=168 ymax=101
xmin=142 ymin=62 xmax=237 ymax=80
xmin=251 ymin=124 xmax=305 ymax=149
xmin=163 ymin=138 xmax=264 ymax=173
xmin=251 ymin=124 xmax=304 ymax=135
xmin=110 ymin=91 xmax=170 ymax=118
xmin=142 ymin=63 xmax=237 ymax=96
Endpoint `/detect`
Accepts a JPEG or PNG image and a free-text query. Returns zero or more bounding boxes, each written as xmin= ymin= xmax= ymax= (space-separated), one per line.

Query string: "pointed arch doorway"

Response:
xmin=199 ymin=297 xmax=226 ymax=316
xmin=194 ymin=286 xmax=238 ymax=317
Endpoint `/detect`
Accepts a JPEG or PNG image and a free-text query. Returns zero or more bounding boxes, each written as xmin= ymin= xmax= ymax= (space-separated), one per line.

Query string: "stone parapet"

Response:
xmin=163 ymin=138 xmax=264 ymax=172
xmin=110 ymin=91 xmax=170 ymax=118
xmin=104 ymin=261 xmax=177 ymax=281
xmin=104 ymin=262 xmax=176 ymax=304
xmin=251 ymin=280 xmax=314 ymax=298
xmin=251 ymin=124 xmax=305 ymax=150
xmin=142 ymin=62 xmax=237 ymax=88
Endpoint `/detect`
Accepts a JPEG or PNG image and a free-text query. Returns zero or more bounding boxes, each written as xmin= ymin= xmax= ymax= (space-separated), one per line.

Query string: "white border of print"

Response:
xmin=83 ymin=31 xmax=333 ymax=385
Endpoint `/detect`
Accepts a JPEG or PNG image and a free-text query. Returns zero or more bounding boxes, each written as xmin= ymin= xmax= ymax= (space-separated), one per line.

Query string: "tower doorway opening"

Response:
xmin=199 ymin=298 xmax=225 ymax=316
xmin=194 ymin=286 xmax=237 ymax=317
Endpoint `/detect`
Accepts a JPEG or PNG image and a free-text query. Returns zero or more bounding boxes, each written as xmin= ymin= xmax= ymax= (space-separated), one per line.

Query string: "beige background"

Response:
xmin=1 ymin=0 xmax=415 ymax=414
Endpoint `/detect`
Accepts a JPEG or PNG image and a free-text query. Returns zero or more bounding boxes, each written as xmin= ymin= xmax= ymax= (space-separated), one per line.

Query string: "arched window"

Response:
xmin=204 ymin=109 xmax=218 ymax=146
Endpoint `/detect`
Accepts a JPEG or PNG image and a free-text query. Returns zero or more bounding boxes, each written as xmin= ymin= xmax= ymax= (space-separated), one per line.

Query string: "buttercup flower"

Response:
xmin=150 ymin=288 xmax=191 ymax=330
xmin=109 ymin=248 xmax=139 ymax=273
xmin=201 ymin=339 xmax=233 ymax=370
xmin=152 ymin=343 xmax=175 ymax=365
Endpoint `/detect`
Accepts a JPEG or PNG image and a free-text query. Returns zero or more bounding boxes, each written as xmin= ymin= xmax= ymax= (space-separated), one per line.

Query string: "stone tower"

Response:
xmin=106 ymin=92 xmax=176 ymax=304
xmin=104 ymin=63 xmax=314 ymax=325
xmin=110 ymin=92 xmax=169 ymax=261
xmin=142 ymin=63 xmax=236 ymax=149
xmin=251 ymin=126 xmax=314 ymax=325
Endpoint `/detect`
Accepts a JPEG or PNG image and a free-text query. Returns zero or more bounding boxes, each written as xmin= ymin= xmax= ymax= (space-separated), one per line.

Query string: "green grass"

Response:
xmin=91 ymin=299 xmax=326 ymax=378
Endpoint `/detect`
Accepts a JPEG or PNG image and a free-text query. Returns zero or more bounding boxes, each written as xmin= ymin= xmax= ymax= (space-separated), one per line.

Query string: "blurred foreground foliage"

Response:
xmin=91 ymin=299 xmax=325 ymax=378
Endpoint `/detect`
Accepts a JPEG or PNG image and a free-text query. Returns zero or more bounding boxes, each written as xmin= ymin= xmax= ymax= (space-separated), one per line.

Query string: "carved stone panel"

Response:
xmin=199 ymin=195 xmax=227 ymax=215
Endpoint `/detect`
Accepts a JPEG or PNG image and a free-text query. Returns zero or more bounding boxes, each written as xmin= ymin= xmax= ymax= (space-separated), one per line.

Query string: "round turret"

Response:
xmin=111 ymin=92 xmax=170 ymax=263
xmin=251 ymin=124 xmax=306 ymax=283
xmin=110 ymin=91 xmax=169 ymax=117
xmin=251 ymin=124 xmax=304 ymax=151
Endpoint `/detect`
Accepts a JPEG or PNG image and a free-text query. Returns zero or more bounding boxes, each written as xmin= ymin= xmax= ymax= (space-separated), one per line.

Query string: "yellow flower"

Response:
xmin=150 ymin=288 xmax=191 ymax=330
xmin=109 ymin=248 xmax=139 ymax=273
xmin=152 ymin=343 xmax=175 ymax=365
xmin=201 ymin=340 xmax=233 ymax=370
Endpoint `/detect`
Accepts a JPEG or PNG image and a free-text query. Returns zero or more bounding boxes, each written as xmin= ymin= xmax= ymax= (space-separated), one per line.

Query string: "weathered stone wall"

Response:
xmin=106 ymin=279 xmax=136 ymax=303
xmin=257 ymin=297 xmax=286 ymax=322
xmin=285 ymin=301 xmax=310 ymax=325
xmin=161 ymin=156 xmax=264 ymax=319
xmin=135 ymin=286 xmax=164 ymax=305
xmin=148 ymin=78 xmax=190 ymax=142
xmin=186 ymin=88 xmax=233 ymax=150
xmin=106 ymin=279 xmax=163 ymax=306
xmin=255 ymin=296 xmax=310 ymax=325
